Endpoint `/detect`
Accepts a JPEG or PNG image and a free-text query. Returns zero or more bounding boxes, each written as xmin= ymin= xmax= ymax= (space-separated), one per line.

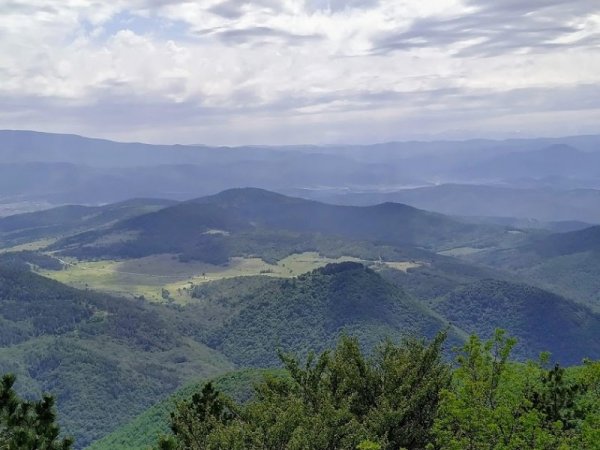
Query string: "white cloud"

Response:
xmin=0 ymin=0 xmax=598 ymax=144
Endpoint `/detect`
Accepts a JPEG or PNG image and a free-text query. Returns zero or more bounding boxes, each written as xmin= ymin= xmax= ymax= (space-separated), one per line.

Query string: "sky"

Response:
xmin=1 ymin=0 xmax=599 ymax=145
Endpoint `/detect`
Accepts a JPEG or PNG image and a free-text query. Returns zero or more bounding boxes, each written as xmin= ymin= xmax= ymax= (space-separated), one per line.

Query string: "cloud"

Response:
xmin=373 ymin=0 xmax=600 ymax=57
xmin=305 ymin=0 xmax=380 ymax=13
xmin=0 ymin=0 xmax=599 ymax=144
xmin=202 ymin=26 xmax=323 ymax=46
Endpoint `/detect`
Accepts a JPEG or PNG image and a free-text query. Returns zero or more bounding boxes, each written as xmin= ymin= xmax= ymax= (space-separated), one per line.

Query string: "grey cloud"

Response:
xmin=207 ymin=0 xmax=284 ymax=19
xmin=373 ymin=0 xmax=600 ymax=57
xmin=305 ymin=0 xmax=380 ymax=13
xmin=198 ymin=26 xmax=323 ymax=45
xmin=0 ymin=1 xmax=59 ymax=14
xmin=3 ymin=83 xmax=600 ymax=144
xmin=5 ymin=82 xmax=598 ymax=129
xmin=208 ymin=1 xmax=245 ymax=19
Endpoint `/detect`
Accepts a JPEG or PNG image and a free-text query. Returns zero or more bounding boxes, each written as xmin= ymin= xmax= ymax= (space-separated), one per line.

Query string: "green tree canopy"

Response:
xmin=158 ymin=332 xmax=450 ymax=450
xmin=431 ymin=330 xmax=599 ymax=449
xmin=0 ymin=373 xmax=73 ymax=449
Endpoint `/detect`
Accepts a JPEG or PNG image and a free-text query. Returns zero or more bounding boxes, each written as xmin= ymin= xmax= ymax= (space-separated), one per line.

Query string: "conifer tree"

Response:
xmin=0 ymin=374 xmax=73 ymax=449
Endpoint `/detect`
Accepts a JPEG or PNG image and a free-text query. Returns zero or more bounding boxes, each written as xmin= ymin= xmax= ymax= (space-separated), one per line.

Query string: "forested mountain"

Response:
xmin=294 ymin=184 xmax=600 ymax=224
xmin=0 ymin=257 xmax=452 ymax=446
xmin=0 ymin=263 xmax=233 ymax=447
xmin=190 ymin=262 xmax=455 ymax=367
xmin=529 ymin=225 xmax=600 ymax=257
xmin=0 ymin=198 xmax=175 ymax=248
xmin=48 ymin=188 xmax=516 ymax=263
xmin=433 ymin=279 xmax=600 ymax=364
xmin=468 ymin=225 xmax=600 ymax=311
xmin=6 ymin=253 xmax=597 ymax=446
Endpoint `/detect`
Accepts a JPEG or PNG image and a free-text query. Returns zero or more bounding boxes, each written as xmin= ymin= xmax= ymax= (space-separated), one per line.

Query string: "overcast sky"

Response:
xmin=1 ymin=0 xmax=599 ymax=145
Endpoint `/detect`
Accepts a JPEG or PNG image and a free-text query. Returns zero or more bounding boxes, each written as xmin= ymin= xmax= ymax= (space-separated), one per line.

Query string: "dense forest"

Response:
xmin=154 ymin=331 xmax=600 ymax=450
xmin=6 ymin=331 xmax=598 ymax=449
xmin=2 ymin=189 xmax=600 ymax=447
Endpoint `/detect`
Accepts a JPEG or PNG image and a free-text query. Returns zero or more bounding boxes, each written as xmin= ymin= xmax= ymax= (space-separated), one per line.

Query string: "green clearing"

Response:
xmin=0 ymin=237 xmax=58 ymax=253
xmin=39 ymin=252 xmax=422 ymax=303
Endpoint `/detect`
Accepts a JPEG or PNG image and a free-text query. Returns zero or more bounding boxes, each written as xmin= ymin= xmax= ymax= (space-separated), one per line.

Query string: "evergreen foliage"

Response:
xmin=0 ymin=373 xmax=73 ymax=449
xmin=158 ymin=333 xmax=450 ymax=450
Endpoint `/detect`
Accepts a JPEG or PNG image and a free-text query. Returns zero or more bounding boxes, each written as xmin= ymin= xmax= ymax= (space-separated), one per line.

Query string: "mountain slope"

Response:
xmin=0 ymin=258 xmax=456 ymax=445
xmin=86 ymin=369 xmax=282 ymax=450
xmin=189 ymin=262 xmax=458 ymax=367
xmin=433 ymin=279 xmax=600 ymax=365
xmin=468 ymin=225 xmax=600 ymax=310
xmin=50 ymin=188 xmax=515 ymax=263
xmin=0 ymin=198 xmax=175 ymax=249
xmin=0 ymin=262 xmax=233 ymax=448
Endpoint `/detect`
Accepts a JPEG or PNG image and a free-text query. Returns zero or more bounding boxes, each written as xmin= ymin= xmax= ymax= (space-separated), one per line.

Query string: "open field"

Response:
xmin=39 ymin=252 xmax=422 ymax=303
xmin=0 ymin=238 xmax=58 ymax=253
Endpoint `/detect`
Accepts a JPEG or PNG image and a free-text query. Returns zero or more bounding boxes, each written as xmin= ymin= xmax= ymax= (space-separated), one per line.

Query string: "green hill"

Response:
xmin=529 ymin=225 xmax=600 ymax=257
xmin=50 ymin=188 xmax=515 ymax=263
xmin=0 ymin=198 xmax=175 ymax=249
xmin=3 ymin=248 xmax=598 ymax=447
xmin=189 ymin=262 xmax=458 ymax=367
xmin=433 ymin=279 xmax=600 ymax=364
xmin=86 ymin=368 xmax=282 ymax=450
xmin=0 ymin=259 xmax=457 ymax=447
xmin=0 ymin=263 xmax=233 ymax=448
xmin=468 ymin=226 xmax=600 ymax=310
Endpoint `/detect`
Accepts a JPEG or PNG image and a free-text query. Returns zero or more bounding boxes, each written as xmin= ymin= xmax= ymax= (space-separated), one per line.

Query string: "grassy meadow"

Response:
xmin=38 ymin=252 xmax=422 ymax=303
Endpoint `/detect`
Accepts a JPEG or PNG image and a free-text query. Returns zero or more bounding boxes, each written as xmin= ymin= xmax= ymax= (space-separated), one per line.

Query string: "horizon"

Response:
xmin=3 ymin=128 xmax=600 ymax=149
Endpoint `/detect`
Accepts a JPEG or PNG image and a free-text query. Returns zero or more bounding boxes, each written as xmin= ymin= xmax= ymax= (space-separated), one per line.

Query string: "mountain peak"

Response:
xmin=193 ymin=187 xmax=304 ymax=205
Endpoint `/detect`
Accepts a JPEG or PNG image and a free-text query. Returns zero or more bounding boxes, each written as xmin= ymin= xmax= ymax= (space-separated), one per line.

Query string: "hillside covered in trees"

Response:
xmin=2 ymin=189 xmax=600 ymax=447
xmin=69 ymin=331 xmax=600 ymax=449
xmin=2 ymin=254 xmax=600 ymax=447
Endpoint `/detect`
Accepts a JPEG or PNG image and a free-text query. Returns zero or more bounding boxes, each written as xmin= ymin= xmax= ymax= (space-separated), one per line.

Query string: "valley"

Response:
xmin=1 ymin=139 xmax=600 ymax=448
xmin=38 ymin=252 xmax=421 ymax=303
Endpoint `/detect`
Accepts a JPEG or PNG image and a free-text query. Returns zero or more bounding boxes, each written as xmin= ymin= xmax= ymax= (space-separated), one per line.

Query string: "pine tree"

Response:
xmin=0 ymin=373 xmax=73 ymax=449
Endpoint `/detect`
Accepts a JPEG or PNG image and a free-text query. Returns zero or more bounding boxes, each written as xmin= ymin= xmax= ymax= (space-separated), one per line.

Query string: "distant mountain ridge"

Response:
xmin=461 ymin=144 xmax=600 ymax=180
xmin=47 ymin=188 xmax=513 ymax=262
xmin=301 ymin=184 xmax=600 ymax=224
xmin=2 ymin=130 xmax=600 ymax=212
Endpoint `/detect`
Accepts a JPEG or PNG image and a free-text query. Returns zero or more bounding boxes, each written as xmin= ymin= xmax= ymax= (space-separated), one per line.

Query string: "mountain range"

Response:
xmin=1 ymin=131 xmax=600 ymax=448
xmin=3 ymin=131 xmax=600 ymax=225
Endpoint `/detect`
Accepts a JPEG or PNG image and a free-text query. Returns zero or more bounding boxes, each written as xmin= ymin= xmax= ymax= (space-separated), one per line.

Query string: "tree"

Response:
xmin=431 ymin=330 xmax=585 ymax=450
xmin=0 ymin=373 xmax=73 ymax=449
xmin=158 ymin=333 xmax=450 ymax=450
xmin=158 ymin=382 xmax=239 ymax=450
xmin=527 ymin=362 xmax=583 ymax=431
